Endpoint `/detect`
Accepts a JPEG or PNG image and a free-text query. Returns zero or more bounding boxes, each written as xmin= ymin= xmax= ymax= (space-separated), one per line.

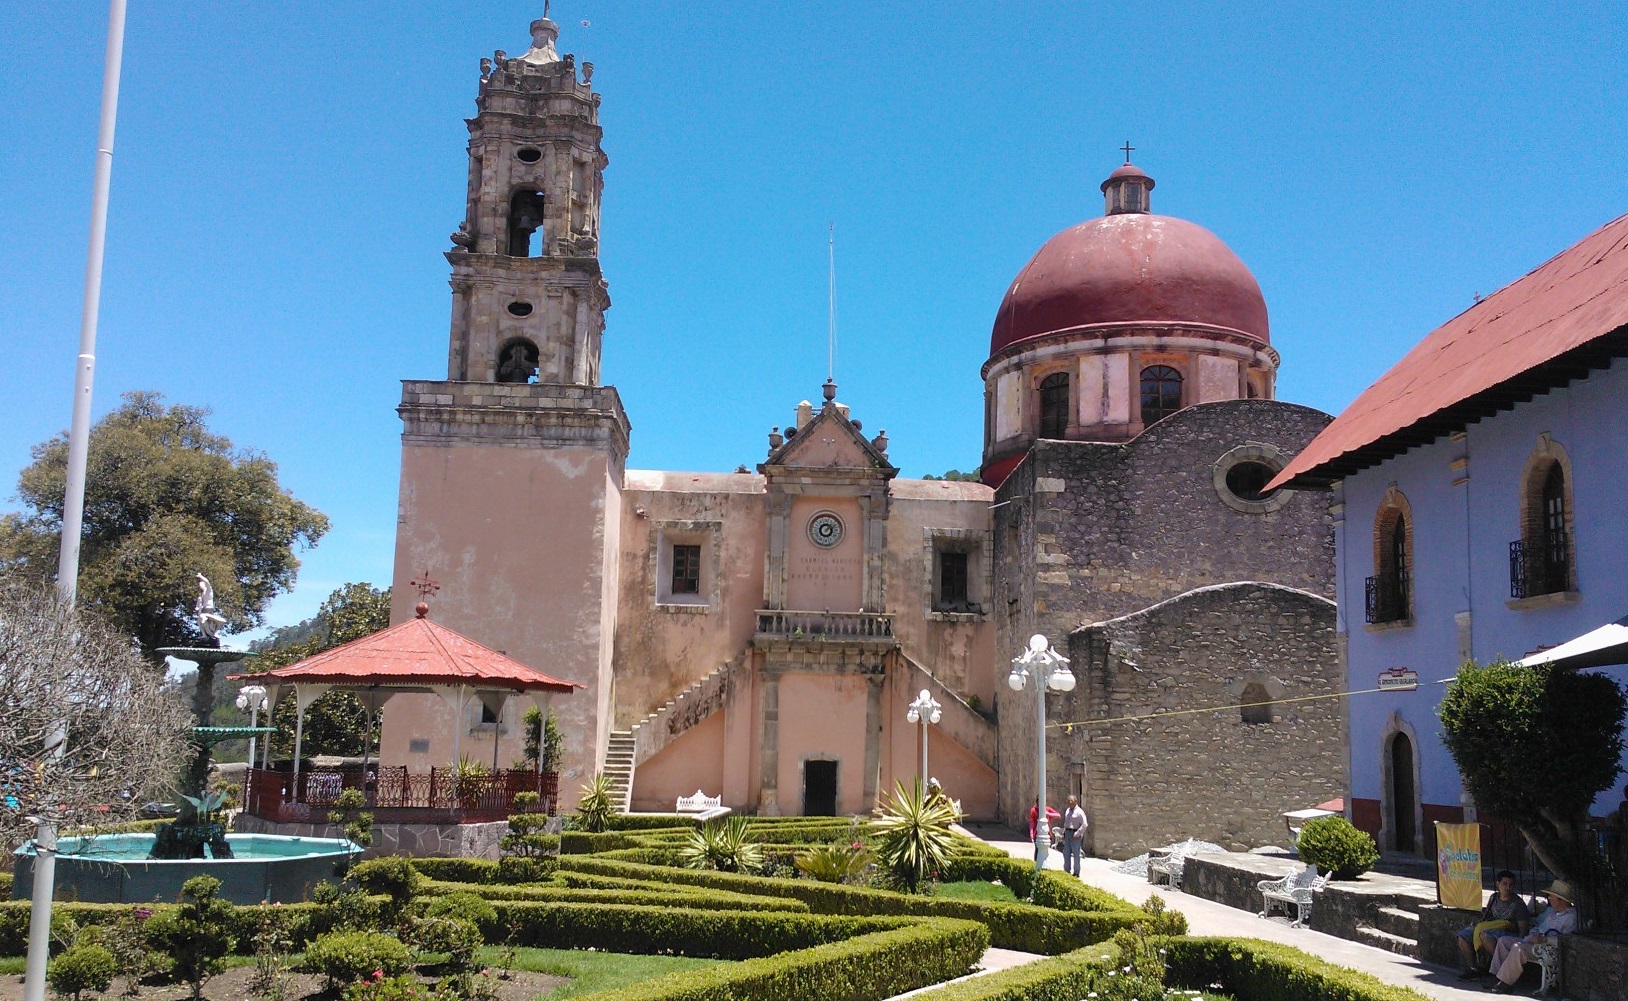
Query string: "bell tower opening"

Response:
xmin=507 ymin=190 xmax=546 ymax=257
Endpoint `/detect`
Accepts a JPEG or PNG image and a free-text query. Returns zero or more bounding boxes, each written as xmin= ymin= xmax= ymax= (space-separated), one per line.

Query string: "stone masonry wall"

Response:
xmin=994 ymin=398 xmax=1335 ymax=826
xmin=1064 ymin=582 xmax=1343 ymax=857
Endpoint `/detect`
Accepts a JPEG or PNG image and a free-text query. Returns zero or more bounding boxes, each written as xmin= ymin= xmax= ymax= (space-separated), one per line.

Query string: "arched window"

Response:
xmin=1514 ymin=456 xmax=1573 ymax=597
xmin=1139 ymin=365 xmax=1183 ymax=425
xmin=1367 ymin=491 xmax=1411 ymax=624
xmin=496 ymin=338 xmax=540 ymax=383
xmin=1038 ymin=372 xmax=1069 ymax=438
xmin=1240 ymin=682 xmax=1273 ymax=725
xmin=507 ymin=190 xmax=546 ymax=257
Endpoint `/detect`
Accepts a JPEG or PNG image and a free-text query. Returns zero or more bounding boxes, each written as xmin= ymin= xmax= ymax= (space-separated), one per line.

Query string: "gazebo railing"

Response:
xmin=244 ymin=765 xmax=557 ymax=824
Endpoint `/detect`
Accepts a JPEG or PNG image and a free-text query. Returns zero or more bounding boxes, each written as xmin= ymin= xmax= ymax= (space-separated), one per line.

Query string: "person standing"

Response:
xmin=1060 ymin=794 xmax=1088 ymax=876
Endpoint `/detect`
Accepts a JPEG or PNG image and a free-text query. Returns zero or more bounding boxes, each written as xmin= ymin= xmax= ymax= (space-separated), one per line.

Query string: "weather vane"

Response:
xmin=1121 ymin=140 xmax=1135 ymax=164
xmin=410 ymin=571 xmax=441 ymax=601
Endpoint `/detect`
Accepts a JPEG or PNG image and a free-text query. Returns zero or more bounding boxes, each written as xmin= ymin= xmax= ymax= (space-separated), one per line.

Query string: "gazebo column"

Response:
xmin=290 ymin=684 xmax=331 ymax=801
xmin=477 ymin=691 xmax=512 ymax=771
xmin=355 ymin=687 xmax=396 ymax=802
xmin=438 ymin=685 xmax=475 ymax=767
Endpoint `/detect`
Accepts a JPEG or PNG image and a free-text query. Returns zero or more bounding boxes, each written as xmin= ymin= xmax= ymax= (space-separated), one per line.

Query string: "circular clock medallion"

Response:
xmin=808 ymin=512 xmax=845 ymax=549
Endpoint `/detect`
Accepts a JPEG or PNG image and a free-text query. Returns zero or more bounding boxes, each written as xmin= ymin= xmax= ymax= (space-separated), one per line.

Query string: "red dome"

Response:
xmin=990 ymin=212 xmax=1270 ymax=355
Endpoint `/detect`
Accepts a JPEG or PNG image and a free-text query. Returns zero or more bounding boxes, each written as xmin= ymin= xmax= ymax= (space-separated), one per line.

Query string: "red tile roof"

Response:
xmin=1273 ymin=213 xmax=1628 ymax=489
xmin=234 ymin=614 xmax=579 ymax=692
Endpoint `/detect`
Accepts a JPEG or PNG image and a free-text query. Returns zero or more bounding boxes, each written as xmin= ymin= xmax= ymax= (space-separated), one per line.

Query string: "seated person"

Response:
xmin=1456 ymin=870 xmax=1530 ymax=979
xmin=1488 ymin=880 xmax=1578 ymax=994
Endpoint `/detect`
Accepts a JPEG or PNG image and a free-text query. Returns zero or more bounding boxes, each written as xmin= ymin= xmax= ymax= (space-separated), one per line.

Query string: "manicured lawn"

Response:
xmin=484 ymin=945 xmax=724 ymax=999
xmin=0 ymin=958 xmax=21 ymax=976
xmin=932 ymin=879 xmax=1020 ymax=903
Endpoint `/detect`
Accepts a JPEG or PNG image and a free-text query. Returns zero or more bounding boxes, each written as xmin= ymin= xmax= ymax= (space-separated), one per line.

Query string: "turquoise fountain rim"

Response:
xmin=13 ymin=832 xmax=362 ymax=864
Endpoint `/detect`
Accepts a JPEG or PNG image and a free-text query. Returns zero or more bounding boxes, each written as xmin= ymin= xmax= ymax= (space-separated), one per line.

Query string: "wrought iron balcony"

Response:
xmin=1364 ymin=570 xmax=1410 ymax=624
xmin=755 ymin=609 xmax=895 ymax=640
xmin=1510 ymin=538 xmax=1571 ymax=599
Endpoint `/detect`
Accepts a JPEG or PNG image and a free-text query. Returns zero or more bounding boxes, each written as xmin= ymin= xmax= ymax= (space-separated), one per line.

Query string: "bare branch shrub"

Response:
xmin=0 ymin=575 xmax=193 ymax=849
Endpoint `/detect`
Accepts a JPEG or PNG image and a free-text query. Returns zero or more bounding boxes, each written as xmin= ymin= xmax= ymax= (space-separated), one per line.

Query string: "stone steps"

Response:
xmin=1373 ymin=904 xmax=1421 ymax=939
xmin=601 ymin=731 xmax=636 ymax=812
xmin=1354 ymin=924 xmax=1417 ymax=958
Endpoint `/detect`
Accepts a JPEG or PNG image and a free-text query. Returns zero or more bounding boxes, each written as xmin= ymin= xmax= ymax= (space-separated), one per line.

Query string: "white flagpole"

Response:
xmin=56 ymin=0 xmax=129 ymax=605
xmin=29 ymin=5 xmax=128 ymax=1001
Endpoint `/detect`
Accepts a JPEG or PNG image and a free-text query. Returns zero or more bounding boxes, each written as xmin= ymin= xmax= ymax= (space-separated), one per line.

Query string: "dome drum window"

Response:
xmin=1140 ymin=365 xmax=1184 ymax=426
xmin=1037 ymin=372 xmax=1070 ymax=438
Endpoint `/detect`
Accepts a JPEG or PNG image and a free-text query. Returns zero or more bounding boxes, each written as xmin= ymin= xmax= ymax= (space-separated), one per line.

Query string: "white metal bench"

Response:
xmin=1258 ymin=864 xmax=1329 ymax=927
xmin=1531 ymin=938 xmax=1560 ymax=995
xmin=1147 ymin=853 xmax=1187 ymax=889
xmin=675 ymin=789 xmax=731 ymax=822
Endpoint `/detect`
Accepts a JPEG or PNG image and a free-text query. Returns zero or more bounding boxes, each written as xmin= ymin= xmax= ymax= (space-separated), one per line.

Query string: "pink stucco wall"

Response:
xmin=383 ymin=441 xmax=620 ymax=808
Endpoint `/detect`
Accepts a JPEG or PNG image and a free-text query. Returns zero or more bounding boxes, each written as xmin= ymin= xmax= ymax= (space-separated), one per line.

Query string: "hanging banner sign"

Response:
xmin=1377 ymin=668 xmax=1419 ymax=692
xmin=1436 ymin=822 xmax=1484 ymax=910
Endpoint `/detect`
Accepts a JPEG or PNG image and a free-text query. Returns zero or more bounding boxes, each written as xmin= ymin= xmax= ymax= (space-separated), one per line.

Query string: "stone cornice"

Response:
xmin=398 ymin=380 xmax=629 ymax=466
xmin=981 ymin=323 xmax=1281 ymax=380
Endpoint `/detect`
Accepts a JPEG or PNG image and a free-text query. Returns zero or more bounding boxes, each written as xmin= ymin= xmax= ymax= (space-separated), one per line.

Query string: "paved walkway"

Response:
xmin=964 ymin=831 xmax=1509 ymax=1001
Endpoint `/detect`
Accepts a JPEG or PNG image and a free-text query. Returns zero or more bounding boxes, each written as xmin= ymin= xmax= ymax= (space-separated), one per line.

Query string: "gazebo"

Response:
xmin=233 ymin=605 xmax=577 ymax=825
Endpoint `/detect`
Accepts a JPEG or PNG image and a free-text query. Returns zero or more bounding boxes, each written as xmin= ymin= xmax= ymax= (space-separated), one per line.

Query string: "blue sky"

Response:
xmin=2 ymin=2 xmax=1625 ymax=637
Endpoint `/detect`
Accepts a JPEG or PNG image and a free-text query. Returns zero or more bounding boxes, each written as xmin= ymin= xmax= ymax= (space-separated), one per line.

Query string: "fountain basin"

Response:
xmin=12 ymin=832 xmax=362 ymax=905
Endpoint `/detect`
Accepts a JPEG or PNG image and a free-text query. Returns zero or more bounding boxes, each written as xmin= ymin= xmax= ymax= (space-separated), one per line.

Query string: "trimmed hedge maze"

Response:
xmin=0 ymin=816 xmax=1430 ymax=1001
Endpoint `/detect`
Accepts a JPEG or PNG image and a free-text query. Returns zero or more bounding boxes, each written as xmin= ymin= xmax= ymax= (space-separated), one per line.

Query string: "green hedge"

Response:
xmin=603 ymin=815 xmax=702 ymax=831
xmin=492 ymin=901 xmax=926 ymax=960
xmin=568 ymin=918 xmax=989 ymax=1001
xmin=0 ymin=901 xmax=327 ymax=957
xmin=417 ymin=879 xmax=809 ymax=914
xmin=0 ymin=873 xmax=11 ymax=897
xmin=1164 ymin=937 xmax=1435 ymax=1001
xmin=558 ymin=857 xmax=1138 ymax=953
xmin=899 ymin=943 xmax=1117 ymax=1001
xmin=561 ymin=830 xmax=649 ymax=854
xmin=408 ymin=856 xmax=557 ymax=885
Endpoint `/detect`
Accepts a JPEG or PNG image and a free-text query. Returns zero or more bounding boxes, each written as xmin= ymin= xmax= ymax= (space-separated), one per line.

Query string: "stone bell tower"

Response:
xmin=386 ymin=12 xmax=627 ymax=809
xmin=446 ymin=13 xmax=609 ymax=386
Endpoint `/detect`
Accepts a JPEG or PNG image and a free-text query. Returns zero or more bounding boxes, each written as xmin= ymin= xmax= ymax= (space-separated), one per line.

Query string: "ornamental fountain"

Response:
xmin=12 ymin=575 xmax=361 ymax=903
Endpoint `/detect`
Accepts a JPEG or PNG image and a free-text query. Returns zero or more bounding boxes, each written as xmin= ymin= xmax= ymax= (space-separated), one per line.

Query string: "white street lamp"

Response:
xmin=1007 ymin=634 xmax=1076 ymax=871
xmin=905 ymin=689 xmax=942 ymax=788
xmin=236 ymin=685 xmax=269 ymax=770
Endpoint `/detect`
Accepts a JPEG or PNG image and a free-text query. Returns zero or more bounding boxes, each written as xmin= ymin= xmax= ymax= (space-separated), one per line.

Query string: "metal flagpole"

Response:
xmin=28 ymin=6 xmax=128 ymax=1001
xmin=57 ymin=0 xmax=129 ymax=605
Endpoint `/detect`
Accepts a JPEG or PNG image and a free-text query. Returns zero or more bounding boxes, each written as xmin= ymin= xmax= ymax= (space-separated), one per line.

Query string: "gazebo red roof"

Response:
xmin=234 ymin=614 xmax=578 ymax=693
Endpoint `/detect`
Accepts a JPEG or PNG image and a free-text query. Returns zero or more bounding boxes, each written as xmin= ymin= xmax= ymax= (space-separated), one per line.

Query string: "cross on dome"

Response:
xmin=1120 ymin=140 xmax=1135 ymax=164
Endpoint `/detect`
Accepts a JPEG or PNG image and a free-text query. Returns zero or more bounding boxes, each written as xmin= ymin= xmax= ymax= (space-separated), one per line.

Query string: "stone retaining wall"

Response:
xmin=234 ymin=815 xmax=507 ymax=859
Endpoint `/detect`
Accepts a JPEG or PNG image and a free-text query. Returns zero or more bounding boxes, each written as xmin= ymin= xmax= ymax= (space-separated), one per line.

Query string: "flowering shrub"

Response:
xmin=342 ymin=972 xmax=428 ymax=1001
xmin=304 ymin=930 xmax=413 ymax=988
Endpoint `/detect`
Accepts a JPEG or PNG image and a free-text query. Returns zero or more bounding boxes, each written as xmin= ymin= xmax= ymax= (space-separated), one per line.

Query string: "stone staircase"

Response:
xmin=629 ymin=661 xmax=734 ymax=769
xmin=1354 ymin=900 xmax=1423 ymax=957
xmin=602 ymin=730 xmax=636 ymax=813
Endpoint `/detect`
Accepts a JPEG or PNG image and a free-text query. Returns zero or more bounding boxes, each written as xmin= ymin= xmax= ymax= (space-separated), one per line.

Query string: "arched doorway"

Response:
xmin=1388 ymin=731 xmax=1417 ymax=853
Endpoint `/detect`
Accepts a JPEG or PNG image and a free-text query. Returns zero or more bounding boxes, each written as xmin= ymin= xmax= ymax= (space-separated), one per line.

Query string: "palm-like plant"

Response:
xmin=575 ymin=773 xmax=617 ymax=832
xmin=794 ymin=841 xmax=873 ymax=883
xmin=871 ymin=779 xmax=959 ymax=892
xmin=678 ymin=815 xmax=764 ymax=873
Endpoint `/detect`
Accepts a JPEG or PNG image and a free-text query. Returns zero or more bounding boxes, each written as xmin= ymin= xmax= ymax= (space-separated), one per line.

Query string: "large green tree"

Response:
xmin=0 ymin=392 xmax=328 ymax=655
xmin=1440 ymin=659 xmax=1626 ymax=917
xmin=248 ymin=582 xmax=391 ymax=759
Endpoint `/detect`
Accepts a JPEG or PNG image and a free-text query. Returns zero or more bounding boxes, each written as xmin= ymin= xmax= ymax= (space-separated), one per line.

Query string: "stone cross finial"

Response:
xmin=1121 ymin=140 xmax=1135 ymax=164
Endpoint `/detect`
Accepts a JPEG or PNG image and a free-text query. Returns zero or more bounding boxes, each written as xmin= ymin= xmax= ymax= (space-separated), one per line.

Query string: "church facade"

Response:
xmin=381 ymin=14 xmax=1344 ymax=853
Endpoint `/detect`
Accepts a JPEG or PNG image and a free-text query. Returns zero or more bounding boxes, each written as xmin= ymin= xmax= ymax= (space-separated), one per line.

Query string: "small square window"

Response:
xmin=408 ymin=738 xmax=431 ymax=754
xmin=671 ymin=544 xmax=701 ymax=595
xmin=480 ymin=703 xmax=499 ymax=724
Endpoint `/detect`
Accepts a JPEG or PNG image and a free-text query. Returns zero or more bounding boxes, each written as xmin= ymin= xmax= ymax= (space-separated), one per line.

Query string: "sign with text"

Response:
xmin=1377 ymin=668 xmax=1419 ymax=692
xmin=1436 ymin=822 xmax=1484 ymax=910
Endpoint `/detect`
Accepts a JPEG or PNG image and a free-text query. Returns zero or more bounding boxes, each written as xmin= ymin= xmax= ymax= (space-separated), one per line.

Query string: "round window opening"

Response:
xmin=807 ymin=512 xmax=845 ymax=549
xmin=516 ymin=147 xmax=542 ymax=163
xmin=507 ymin=301 xmax=534 ymax=317
xmin=1225 ymin=461 xmax=1279 ymax=503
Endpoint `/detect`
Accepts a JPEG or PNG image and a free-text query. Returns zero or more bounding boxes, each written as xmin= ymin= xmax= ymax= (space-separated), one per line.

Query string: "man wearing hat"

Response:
xmin=1487 ymin=880 xmax=1578 ymax=993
